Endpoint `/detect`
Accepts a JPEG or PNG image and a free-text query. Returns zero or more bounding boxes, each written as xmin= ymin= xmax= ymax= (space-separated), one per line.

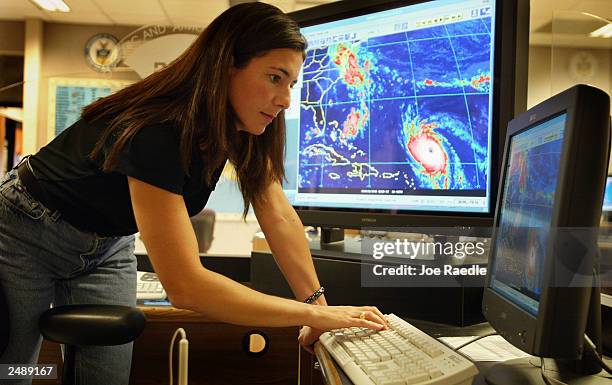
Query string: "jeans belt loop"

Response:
xmin=16 ymin=159 xmax=59 ymax=217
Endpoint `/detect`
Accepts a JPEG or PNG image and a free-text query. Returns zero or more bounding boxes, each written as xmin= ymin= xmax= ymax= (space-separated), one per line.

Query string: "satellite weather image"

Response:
xmin=299 ymin=17 xmax=493 ymax=195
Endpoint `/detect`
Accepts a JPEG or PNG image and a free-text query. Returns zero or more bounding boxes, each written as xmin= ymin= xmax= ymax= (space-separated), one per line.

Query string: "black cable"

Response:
xmin=0 ymin=81 xmax=25 ymax=94
xmin=435 ymin=332 xmax=498 ymax=363
xmin=583 ymin=334 xmax=612 ymax=375
xmin=435 ymin=337 xmax=476 ymax=362
xmin=540 ymin=358 xmax=568 ymax=385
xmin=453 ymin=332 xmax=498 ymax=351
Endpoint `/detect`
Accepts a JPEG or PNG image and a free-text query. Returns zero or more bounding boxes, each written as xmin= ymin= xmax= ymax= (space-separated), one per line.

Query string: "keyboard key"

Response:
xmin=402 ymin=373 xmax=430 ymax=384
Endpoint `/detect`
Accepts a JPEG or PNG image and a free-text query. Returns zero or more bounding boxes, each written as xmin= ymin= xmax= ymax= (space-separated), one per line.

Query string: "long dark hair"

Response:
xmin=83 ymin=3 xmax=307 ymax=217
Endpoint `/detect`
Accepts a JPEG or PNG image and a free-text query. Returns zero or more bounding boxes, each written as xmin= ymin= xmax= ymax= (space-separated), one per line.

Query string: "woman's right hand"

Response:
xmin=306 ymin=305 xmax=389 ymax=332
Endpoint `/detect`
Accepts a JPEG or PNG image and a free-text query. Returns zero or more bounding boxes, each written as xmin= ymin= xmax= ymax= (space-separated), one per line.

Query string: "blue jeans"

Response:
xmin=0 ymin=167 xmax=137 ymax=385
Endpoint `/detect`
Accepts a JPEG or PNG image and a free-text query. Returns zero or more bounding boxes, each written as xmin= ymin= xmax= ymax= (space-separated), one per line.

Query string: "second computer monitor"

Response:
xmin=483 ymin=84 xmax=610 ymax=366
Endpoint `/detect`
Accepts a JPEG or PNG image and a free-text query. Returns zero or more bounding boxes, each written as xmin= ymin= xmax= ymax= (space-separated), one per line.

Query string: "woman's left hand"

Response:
xmin=298 ymin=326 xmax=324 ymax=354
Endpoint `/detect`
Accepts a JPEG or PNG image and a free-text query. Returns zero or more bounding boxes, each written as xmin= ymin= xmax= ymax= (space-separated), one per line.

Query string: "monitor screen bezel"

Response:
xmin=287 ymin=0 xmax=529 ymax=231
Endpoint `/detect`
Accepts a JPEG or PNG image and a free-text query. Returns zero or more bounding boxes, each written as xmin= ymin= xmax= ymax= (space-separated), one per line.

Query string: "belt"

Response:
xmin=16 ymin=160 xmax=58 ymax=213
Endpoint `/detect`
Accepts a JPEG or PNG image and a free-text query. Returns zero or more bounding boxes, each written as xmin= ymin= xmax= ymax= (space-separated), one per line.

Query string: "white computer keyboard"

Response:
xmin=319 ymin=314 xmax=478 ymax=385
xmin=137 ymin=271 xmax=166 ymax=300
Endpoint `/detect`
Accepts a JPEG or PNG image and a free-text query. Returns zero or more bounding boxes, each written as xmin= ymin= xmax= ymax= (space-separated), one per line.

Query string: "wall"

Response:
xmin=0 ymin=20 xmax=24 ymax=54
xmin=527 ymin=44 xmax=611 ymax=170
xmin=528 ymin=45 xmax=611 ymax=109
xmin=527 ymin=46 xmax=553 ymax=109
xmin=38 ymin=23 xmax=141 ymax=147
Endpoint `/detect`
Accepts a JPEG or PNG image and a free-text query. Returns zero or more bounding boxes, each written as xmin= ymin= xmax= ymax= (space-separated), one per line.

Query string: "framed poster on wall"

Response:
xmin=47 ymin=77 xmax=132 ymax=140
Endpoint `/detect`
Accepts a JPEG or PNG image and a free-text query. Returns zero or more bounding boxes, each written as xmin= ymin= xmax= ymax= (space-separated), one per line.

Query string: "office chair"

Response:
xmin=0 ymin=281 xmax=146 ymax=385
xmin=190 ymin=208 xmax=215 ymax=253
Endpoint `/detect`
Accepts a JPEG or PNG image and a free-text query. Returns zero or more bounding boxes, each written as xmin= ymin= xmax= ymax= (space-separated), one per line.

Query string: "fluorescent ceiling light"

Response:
xmin=590 ymin=24 xmax=612 ymax=39
xmin=582 ymin=12 xmax=611 ymax=39
xmin=30 ymin=0 xmax=70 ymax=12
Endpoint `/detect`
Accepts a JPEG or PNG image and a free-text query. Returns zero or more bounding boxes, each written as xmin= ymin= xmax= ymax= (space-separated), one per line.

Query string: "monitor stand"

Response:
xmin=485 ymin=283 xmax=610 ymax=385
xmin=313 ymin=227 xmax=491 ymax=264
xmin=320 ymin=227 xmax=344 ymax=244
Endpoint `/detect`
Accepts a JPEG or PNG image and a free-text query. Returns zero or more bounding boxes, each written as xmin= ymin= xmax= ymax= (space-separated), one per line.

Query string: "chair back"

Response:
xmin=190 ymin=208 xmax=216 ymax=253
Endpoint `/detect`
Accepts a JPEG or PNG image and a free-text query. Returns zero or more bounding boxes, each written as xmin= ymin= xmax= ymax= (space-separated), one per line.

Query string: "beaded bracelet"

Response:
xmin=304 ymin=286 xmax=325 ymax=304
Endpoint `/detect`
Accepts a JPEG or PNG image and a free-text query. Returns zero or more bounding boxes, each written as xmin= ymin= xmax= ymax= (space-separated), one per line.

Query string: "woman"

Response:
xmin=0 ymin=3 xmax=386 ymax=384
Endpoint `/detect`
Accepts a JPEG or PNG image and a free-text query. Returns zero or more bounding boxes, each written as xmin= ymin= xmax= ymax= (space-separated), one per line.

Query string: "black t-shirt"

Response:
xmin=28 ymin=118 xmax=224 ymax=236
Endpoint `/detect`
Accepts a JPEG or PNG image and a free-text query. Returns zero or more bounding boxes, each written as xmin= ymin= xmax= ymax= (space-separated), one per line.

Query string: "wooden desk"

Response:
xmin=35 ymin=305 xmax=310 ymax=385
xmin=130 ymin=306 xmax=301 ymax=385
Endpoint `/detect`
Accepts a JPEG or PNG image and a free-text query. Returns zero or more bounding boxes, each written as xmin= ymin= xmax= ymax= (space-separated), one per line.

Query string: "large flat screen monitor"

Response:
xmin=284 ymin=0 xmax=529 ymax=232
xmin=483 ymin=84 xmax=610 ymax=384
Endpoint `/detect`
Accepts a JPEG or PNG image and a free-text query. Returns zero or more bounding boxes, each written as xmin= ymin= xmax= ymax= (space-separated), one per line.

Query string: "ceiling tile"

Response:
xmin=44 ymin=12 xmax=114 ymax=25
xmin=64 ymin=0 xmax=100 ymax=13
xmin=95 ymin=0 xmax=166 ymax=16
xmin=111 ymin=15 xmax=169 ymax=26
xmin=0 ymin=2 xmax=47 ymax=20
xmin=0 ymin=0 xmax=609 ymax=48
xmin=160 ymin=0 xmax=230 ymax=25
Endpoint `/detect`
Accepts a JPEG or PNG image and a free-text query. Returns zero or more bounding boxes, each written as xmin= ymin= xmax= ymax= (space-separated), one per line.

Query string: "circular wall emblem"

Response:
xmin=569 ymin=51 xmax=598 ymax=82
xmin=84 ymin=33 xmax=121 ymax=72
